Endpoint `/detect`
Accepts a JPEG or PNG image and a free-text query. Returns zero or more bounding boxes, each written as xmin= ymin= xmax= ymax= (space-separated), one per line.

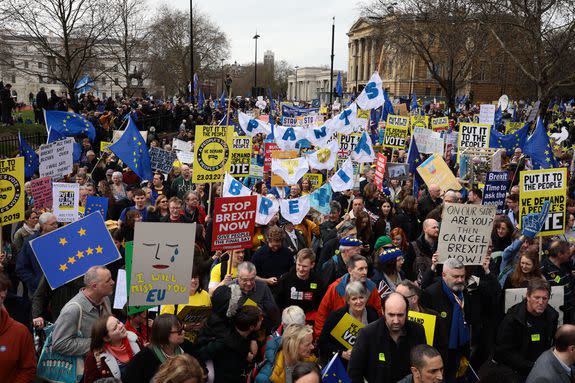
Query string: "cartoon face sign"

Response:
xmin=142 ymin=242 xmax=180 ymax=269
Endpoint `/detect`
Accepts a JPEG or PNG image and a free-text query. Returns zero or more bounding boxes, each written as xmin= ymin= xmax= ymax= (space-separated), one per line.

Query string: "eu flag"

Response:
xmin=220 ymin=92 xmax=226 ymax=110
xmin=381 ymin=90 xmax=395 ymax=122
xmin=336 ymin=71 xmax=343 ymax=97
xmin=47 ymin=127 xmax=82 ymax=163
xmin=524 ymin=118 xmax=558 ymax=169
xmin=198 ymin=88 xmax=205 ymax=109
xmin=44 ymin=110 xmax=96 ymax=141
xmin=321 ymin=353 xmax=351 ymax=383
xmin=410 ymin=92 xmax=419 ymax=112
xmin=19 ymin=132 xmax=39 ymax=179
xmin=494 ymin=106 xmax=503 ymax=129
xmin=408 ymin=137 xmax=423 ymax=197
xmin=109 ymin=116 xmax=153 ymax=181
xmin=489 ymin=123 xmax=528 ymax=155
xmin=85 ymin=196 xmax=109 ymax=220
xmin=30 ymin=212 xmax=121 ymax=289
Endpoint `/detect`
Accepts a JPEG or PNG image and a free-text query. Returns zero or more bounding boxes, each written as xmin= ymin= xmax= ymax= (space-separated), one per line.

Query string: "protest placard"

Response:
xmin=505 ymin=122 xmax=524 ymax=134
xmin=386 ymin=162 xmax=409 ymax=180
xmin=431 ymin=117 xmax=449 ymax=131
xmin=30 ymin=176 xmax=52 ymax=210
xmin=457 ymin=123 xmax=490 ymax=161
xmin=519 ymin=168 xmax=567 ymax=236
xmin=176 ymin=151 xmax=194 ymax=164
xmin=437 ymin=203 xmax=496 ymax=265
xmin=374 ymin=153 xmax=387 ymax=191
xmin=479 ymin=104 xmax=496 ymax=125
xmin=193 ymin=125 xmax=233 ymax=183
xmin=302 ymin=173 xmax=323 ymax=190
xmin=52 ymin=182 xmax=80 ymax=222
xmin=113 ymin=269 xmax=128 ymax=310
xmin=444 ymin=131 xmax=458 ymax=152
xmin=130 ymin=222 xmax=196 ymax=306
xmin=408 ymin=311 xmax=436 ymax=346
xmin=85 ymin=196 xmax=109 ymax=220
xmin=264 ymin=141 xmax=281 ymax=174
xmin=39 ymin=137 xmax=74 ymax=178
xmin=417 ymin=154 xmax=462 ymax=192
xmin=124 ymin=242 xmax=154 ymax=315
xmin=411 ymin=115 xmax=429 ymax=130
xmin=100 ymin=141 xmax=112 ymax=155
xmin=271 ymin=150 xmax=299 ymax=187
xmin=505 ymin=286 xmax=564 ymax=324
xmin=329 ymin=313 xmax=365 ymax=350
xmin=281 ymin=116 xmax=298 ymax=127
xmin=149 ymin=147 xmax=177 ymax=173
xmin=482 ymin=171 xmax=509 ymax=214
xmin=383 ymin=115 xmax=409 ymax=149
xmin=172 ymin=138 xmax=193 ymax=153
xmin=0 ymin=157 xmax=24 ymax=226
xmin=338 ymin=133 xmax=362 ymax=157
xmin=413 ymin=127 xmax=444 ymax=155
xmin=177 ymin=306 xmax=212 ymax=324
xmin=113 ymin=129 xmax=148 ymax=143
xmin=249 ymin=158 xmax=263 ymax=179
xmin=212 ymin=196 xmax=257 ymax=251
xmin=230 ymin=137 xmax=252 ymax=178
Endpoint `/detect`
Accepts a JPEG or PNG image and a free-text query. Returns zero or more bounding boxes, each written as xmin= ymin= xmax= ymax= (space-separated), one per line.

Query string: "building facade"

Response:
xmin=286 ymin=67 xmax=347 ymax=104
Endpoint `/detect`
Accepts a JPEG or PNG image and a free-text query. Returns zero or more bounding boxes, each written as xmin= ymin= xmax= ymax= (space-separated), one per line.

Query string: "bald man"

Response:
xmin=349 ymin=293 xmax=426 ymax=383
xmin=527 ymin=324 xmax=575 ymax=383
xmin=405 ymin=219 xmax=439 ymax=281
xmin=418 ymin=184 xmax=442 ymax=222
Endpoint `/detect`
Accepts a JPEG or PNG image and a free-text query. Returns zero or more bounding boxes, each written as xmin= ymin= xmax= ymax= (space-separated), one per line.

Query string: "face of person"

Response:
xmin=95 ymin=269 xmax=115 ymax=297
xmin=506 ymin=198 xmax=518 ymax=211
xmin=412 ymin=355 xmax=444 ymax=383
xmin=392 ymin=235 xmax=403 ymax=248
xmin=424 ymin=221 xmax=440 ymax=239
xmin=349 ymin=260 xmax=368 ymax=283
xmin=42 ymin=216 xmax=59 ymax=233
xmin=24 ymin=183 xmax=32 ymax=194
xmin=231 ymin=249 xmax=245 ymax=265
xmin=296 ymin=258 xmax=314 ymax=280
xmin=382 ymin=202 xmax=392 ymax=216
xmin=526 ymin=288 xmax=549 ymax=316
xmin=395 ymin=285 xmax=417 ymax=310
xmin=187 ymin=194 xmax=199 ymax=208
xmin=290 ymin=185 xmax=301 ymax=197
xmin=497 ymin=223 xmax=509 ymax=238
xmin=134 ymin=194 xmax=146 ymax=208
xmin=568 ymin=214 xmax=575 ymax=229
xmin=520 ymin=256 xmax=534 ymax=274
xmin=238 ymin=270 xmax=256 ymax=293
xmin=169 ymin=324 xmax=185 ymax=346
xmin=106 ymin=316 xmax=127 ymax=343
xmin=261 ymin=184 xmax=268 ymax=195
xmin=294 ymin=373 xmax=321 ymax=383
xmin=396 ymin=256 xmax=404 ymax=272
xmin=442 ymin=267 xmax=466 ymax=292
xmin=298 ymin=334 xmax=314 ymax=359
xmin=352 ymin=199 xmax=364 ymax=214
xmin=76 ymin=175 xmax=86 ymax=185
xmin=169 ymin=202 xmax=182 ymax=217
xmin=153 ymin=174 xmax=163 ymax=187
xmin=268 ymin=239 xmax=282 ymax=252
xmin=112 ymin=175 xmax=122 ymax=184
xmin=348 ymin=294 xmax=367 ymax=313
xmin=384 ymin=297 xmax=407 ymax=334
xmin=190 ymin=277 xmax=199 ymax=294
xmin=26 ymin=212 xmax=39 ymax=227
xmin=0 ymin=288 xmax=6 ymax=307
xmin=86 ymin=186 xmax=95 ymax=196
xmin=181 ymin=166 xmax=191 ymax=178
xmin=429 ymin=186 xmax=441 ymax=199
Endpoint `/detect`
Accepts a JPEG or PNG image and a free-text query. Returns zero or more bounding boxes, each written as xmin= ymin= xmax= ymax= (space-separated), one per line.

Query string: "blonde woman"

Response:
xmin=270 ymin=324 xmax=317 ymax=383
xmin=151 ymin=353 xmax=205 ymax=383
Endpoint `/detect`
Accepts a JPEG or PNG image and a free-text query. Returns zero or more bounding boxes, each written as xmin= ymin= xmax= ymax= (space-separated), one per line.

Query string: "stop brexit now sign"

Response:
xmin=211 ymin=195 xmax=257 ymax=251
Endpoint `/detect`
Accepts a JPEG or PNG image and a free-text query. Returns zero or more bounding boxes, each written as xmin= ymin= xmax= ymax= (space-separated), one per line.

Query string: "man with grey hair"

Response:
xmin=171 ymin=164 xmax=194 ymax=199
xmin=16 ymin=212 xmax=58 ymax=296
xmin=51 ymin=266 xmax=113 ymax=356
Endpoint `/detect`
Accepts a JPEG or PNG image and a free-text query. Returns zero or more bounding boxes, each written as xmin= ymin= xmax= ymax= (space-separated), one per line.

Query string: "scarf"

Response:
xmin=151 ymin=344 xmax=183 ymax=364
xmin=441 ymin=279 xmax=470 ymax=349
xmin=22 ymin=223 xmax=36 ymax=236
xmin=104 ymin=337 xmax=134 ymax=364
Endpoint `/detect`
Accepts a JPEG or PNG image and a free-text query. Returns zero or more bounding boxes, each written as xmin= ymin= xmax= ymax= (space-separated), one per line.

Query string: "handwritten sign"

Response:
xmin=30 ymin=176 xmax=52 ymax=209
xmin=172 ymin=138 xmax=193 ymax=153
xmin=149 ymin=147 xmax=177 ymax=173
xmin=39 ymin=138 xmax=74 ymax=178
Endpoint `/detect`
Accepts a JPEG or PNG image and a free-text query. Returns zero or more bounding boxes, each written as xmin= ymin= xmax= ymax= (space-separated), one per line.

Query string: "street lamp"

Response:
xmin=294 ymin=66 xmax=299 ymax=101
xmin=253 ymin=32 xmax=260 ymax=94
xmin=220 ymin=58 xmax=224 ymax=95
xmin=190 ymin=0 xmax=194 ymax=98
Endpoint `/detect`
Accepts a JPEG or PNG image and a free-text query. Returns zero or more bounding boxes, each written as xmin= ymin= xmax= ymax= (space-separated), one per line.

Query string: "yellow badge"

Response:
xmin=441 ymin=311 xmax=447 ymax=318
xmin=378 ymin=353 xmax=386 ymax=361
xmin=310 ymin=283 xmax=317 ymax=289
xmin=531 ymin=334 xmax=540 ymax=342
xmin=243 ymin=298 xmax=258 ymax=307
xmin=554 ymin=275 xmax=561 ymax=284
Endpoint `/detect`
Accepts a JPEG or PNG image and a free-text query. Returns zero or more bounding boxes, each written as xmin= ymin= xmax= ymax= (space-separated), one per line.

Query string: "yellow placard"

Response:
xmin=330 ymin=313 xmax=365 ymax=350
xmin=302 ymin=173 xmax=323 ymax=190
xmin=519 ymin=168 xmax=567 ymax=236
xmin=417 ymin=153 xmax=462 ymax=192
xmin=383 ymin=115 xmax=409 ymax=149
xmin=457 ymin=123 xmax=491 ymax=163
xmin=408 ymin=310 xmax=436 ymax=346
xmin=193 ymin=125 xmax=233 ymax=183
xmin=505 ymin=122 xmax=524 ymax=134
xmin=100 ymin=141 xmax=112 ymax=154
xmin=271 ymin=150 xmax=299 ymax=187
xmin=431 ymin=117 xmax=449 ymax=131
xmin=319 ymin=106 xmax=328 ymax=114
xmin=411 ymin=115 xmax=429 ymax=130
xmin=0 ymin=157 xmax=25 ymax=226
xmin=357 ymin=109 xmax=370 ymax=119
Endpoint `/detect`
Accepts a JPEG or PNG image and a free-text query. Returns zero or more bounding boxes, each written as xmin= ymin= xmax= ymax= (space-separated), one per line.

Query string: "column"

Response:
xmin=371 ymin=38 xmax=377 ymax=76
xmin=358 ymin=38 xmax=364 ymax=81
xmin=364 ymin=38 xmax=370 ymax=80
xmin=348 ymin=42 xmax=353 ymax=88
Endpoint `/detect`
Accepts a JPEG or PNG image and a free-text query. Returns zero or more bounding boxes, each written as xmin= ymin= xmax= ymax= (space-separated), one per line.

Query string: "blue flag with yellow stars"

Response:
xmin=18 ymin=132 xmax=39 ymax=179
xmin=45 ymin=110 xmax=96 ymax=141
xmin=108 ymin=116 xmax=153 ymax=181
xmin=408 ymin=137 xmax=423 ymax=197
xmin=489 ymin=123 xmax=529 ymax=155
xmin=85 ymin=196 xmax=109 ymax=220
xmin=322 ymin=353 xmax=351 ymax=383
xmin=524 ymin=118 xmax=558 ymax=169
xmin=30 ymin=212 xmax=121 ymax=289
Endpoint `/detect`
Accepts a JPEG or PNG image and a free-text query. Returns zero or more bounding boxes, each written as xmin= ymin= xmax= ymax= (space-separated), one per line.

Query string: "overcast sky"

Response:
xmin=168 ymin=0 xmax=363 ymax=72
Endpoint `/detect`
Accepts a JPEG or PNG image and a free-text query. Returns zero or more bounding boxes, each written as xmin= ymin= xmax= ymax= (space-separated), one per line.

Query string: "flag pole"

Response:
xmin=329 ymin=17 xmax=335 ymax=109
xmin=226 ymin=88 xmax=233 ymax=124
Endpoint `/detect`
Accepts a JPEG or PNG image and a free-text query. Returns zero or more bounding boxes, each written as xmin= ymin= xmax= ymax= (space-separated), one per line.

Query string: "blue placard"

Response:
xmin=482 ymin=171 xmax=509 ymax=214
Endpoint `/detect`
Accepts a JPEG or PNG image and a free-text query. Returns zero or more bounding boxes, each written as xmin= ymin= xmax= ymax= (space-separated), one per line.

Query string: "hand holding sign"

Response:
xmin=521 ymin=199 xmax=551 ymax=238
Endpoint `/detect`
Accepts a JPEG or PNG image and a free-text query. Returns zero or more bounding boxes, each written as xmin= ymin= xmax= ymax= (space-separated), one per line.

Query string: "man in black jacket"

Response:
xmin=494 ymin=278 xmax=558 ymax=380
xmin=349 ymin=292 xmax=426 ymax=383
xmin=418 ymin=184 xmax=442 ymax=222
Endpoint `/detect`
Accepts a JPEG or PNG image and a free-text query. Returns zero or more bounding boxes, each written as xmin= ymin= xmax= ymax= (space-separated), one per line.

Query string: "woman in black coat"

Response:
xmin=391 ymin=195 xmax=421 ymax=242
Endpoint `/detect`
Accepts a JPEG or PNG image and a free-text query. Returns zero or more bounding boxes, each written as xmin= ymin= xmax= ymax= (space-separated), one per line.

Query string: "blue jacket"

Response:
xmin=16 ymin=233 xmax=43 ymax=294
xmin=255 ymin=331 xmax=282 ymax=383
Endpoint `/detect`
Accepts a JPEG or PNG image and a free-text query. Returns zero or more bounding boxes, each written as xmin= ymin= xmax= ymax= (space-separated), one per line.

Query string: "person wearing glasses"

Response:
xmin=12 ymin=208 xmax=39 ymax=255
xmin=124 ymin=314 xmax=186 ymax=383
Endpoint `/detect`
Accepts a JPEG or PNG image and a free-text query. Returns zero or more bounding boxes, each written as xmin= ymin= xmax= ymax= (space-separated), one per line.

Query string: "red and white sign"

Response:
xmin=212 ymin=195 xmax=257 ymax=251
xmin=374 ymin=153 xmax=387 ymax=191
xmin=264 ymin=142 xmax=281 ymax=174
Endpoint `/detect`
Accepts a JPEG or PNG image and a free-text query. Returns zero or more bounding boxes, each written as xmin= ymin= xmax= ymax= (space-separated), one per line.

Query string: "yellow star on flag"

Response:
xmin=68 ymin=257 xmax=76 ymax=264
xmin=86 ymin=247 xmax=94 ymax=255
xmin=96 ymin=245 xmax=103 ymax=254
xmin=59 ymin=238 xmax=68 ymax=246
xmin=59 ymin=264 xmax=68 ymax=272
xmin=76 ymin=250 xmax=84 ymax=258
xmin=78 ymin=228 xmax=86 ymax=236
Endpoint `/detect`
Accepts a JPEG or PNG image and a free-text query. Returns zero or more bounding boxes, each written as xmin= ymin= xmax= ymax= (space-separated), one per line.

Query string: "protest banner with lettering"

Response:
xmin=457 ymin=123 xmax=490 ymax=162
xmin=124 ymin=242 xmax=154 ymax=315
xmin=113 ymin=268 xmax=128 ymax=310
xmin=302 ymin=173 xmax=323 ymax=190
xmin=0 ymin=157 xmax=24 ymax=226
xmin=177 ymin=306 xmax=212 ymax=324
xmin=413 ymin=127 xmax=444 ymax=155
xmin=264 ymin=141 xmax=281 ymax=174
xmin=408 ymin=311 xmax=436 ymax=346
xmin=374 ymin=153 xmax=387 ymax=191
xmin=411 ymin=115 xmax=429 ymax=130
xmin=519 ymin=168 xmax=567 ymax=236
xmin=172 ymin=138 xmax=193 ymax=153
xmin=383 ymin=115 xmax=409 ymax=149
xmin=250 ymin=157 xmax=263 ymax=179
xmin=52 ymin=182 xmax=80 ymax=222
xmin=417 ymin=154 xmax=462 ymax=192
xmin=193 ymin=125 xmax=232 ymax=183
xmin=100 ymin=141 xmax=112 ymax=154
xmin=330 ymin=313 xmax=365 ymax=350
xmin=39 ymin=137 xmax=74 ymax=178
xmin=212 ymin=196 xmax=257 ymax=251
xmin=505 ymin=286 xmax=564 ymax=324
xmin=230 ymin=137 xmax=252 ymax=178
xmin=149 ymin=147 xmax=177 ymax=173
xmin=482 ymin=172 xmax=509 ymax=214
xmin=281 ymin=116 xmax=298 ymax=127
xmin=30 ymin=176 xmax=52 ymax=210
xmin=176 ymin=151 xmax=194 ymax=164
xmin=431 ymin=117 xmax=449 ymax=131
xmin=437 ymin=203 xmax=496 ymax=265
xmin=338 ymin=133 xmax=362 ymax=158
xmin=479 ymin=104 xmax=496 ymax=125
xmin=113 ymin=129 xmax=148 ymax=143
xmin=130 ymin=222 xmax=196 ymax=306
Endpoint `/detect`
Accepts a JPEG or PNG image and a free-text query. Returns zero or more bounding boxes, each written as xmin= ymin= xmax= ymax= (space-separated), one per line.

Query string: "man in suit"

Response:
xmin=526 ymin=324 xmax=575 ymax=383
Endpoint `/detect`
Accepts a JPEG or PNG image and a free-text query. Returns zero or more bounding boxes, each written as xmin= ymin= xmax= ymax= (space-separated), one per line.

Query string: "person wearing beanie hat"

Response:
xmin=374 ymin=236 xmax=393 ymax=254
xmin=320 ymin=236 xmax=363 ymax=287
xmin=375 ymin=247 xmax=405 ymax=300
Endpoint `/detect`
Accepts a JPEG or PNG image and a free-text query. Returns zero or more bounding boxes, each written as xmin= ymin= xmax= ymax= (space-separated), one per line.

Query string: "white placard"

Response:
xmin=39 ymin=137 xmax=74 ymax=178
xmin=413 ymin=127 xmax=444 ymax=155
xmin=504 ymin=286 xmax=564 ymax=325
xmin=173 ymin=138 xmax=193 ymax=152
xmin=176 ymin=151 xmax=194 ymax=164
xmin=52 ymin=182 xmax=80 ymax=222
xmin=479 ymin=104 xmax=496 ymax=125
xmin=113 ymin=269 xmax=127 ymax=309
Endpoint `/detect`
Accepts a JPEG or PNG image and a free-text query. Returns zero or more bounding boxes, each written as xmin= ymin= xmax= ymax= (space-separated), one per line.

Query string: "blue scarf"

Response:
xmin=441 ymin=279 xmax=470 ymax=349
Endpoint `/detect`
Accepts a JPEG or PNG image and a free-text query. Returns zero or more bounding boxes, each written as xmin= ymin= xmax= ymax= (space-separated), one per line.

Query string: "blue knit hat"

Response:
xmin=378 ymin=247 xmax=403 ymax=264
xmin=339 ymin=236 xmax=363 ymax=247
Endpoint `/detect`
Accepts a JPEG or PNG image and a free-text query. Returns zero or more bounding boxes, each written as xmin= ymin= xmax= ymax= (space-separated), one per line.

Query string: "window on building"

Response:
xmin=38 ymin=75 xmax=42 ymax=83
xmin=114 ymin=78 xmax=119 ymax=85
xmin=436 ymin=87 xmax=442 ymax=97
xmin=10 ymin=61 xmax=15 ymax=68
xmin=38 ymin=62 xmax=43 ymax=69
xmin=425 ymin=87 xmax=431 ymax=96
xmin=24 ymin=61 xmax=29 ymax=69
xmin=102 ymin=77 xmax=106 ymax=85
xmin=11 ymin=75 xmax=16 ymax=83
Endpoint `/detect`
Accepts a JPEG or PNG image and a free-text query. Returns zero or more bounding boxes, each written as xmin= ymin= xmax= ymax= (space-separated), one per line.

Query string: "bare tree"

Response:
xmin=2 ymin=0 xmax=118 ymax=98
xmin=476 ymin=0 xmax=575 ymax=106
xmin=362 ymin=0 xmax=487 ymax=109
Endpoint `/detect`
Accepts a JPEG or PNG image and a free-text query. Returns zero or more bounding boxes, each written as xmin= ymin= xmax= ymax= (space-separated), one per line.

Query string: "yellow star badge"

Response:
xmin=59 ymin=238 xmax=68 ymax=246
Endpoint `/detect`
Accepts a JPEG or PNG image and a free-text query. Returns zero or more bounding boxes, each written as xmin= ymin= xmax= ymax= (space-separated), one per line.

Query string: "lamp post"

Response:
xmin=294 ymin=66 xmax=299 ymax=101
xmin=253 ymin=32 xmax=260 ymax=94
xmin=220 ymin=58 xmax=224 ymax=95
xmin=329 ymin=17 xmax=335 ymax=107
xmin=190 ymin=0 xmax=194 ymax=98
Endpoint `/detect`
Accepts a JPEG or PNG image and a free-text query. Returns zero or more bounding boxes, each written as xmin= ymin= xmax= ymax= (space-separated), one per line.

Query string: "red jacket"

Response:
xmin=0 ymin=307 xmax=36 ymax=383
xmin=313 ymin=274 xmax=382 ymax=339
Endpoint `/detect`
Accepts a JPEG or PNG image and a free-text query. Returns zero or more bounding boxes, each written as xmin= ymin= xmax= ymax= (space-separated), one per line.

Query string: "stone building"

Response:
xmin=286 ymin=67 xmax=346 ymax=104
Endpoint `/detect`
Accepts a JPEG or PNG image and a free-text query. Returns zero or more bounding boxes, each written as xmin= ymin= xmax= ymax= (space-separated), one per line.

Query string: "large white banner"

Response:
xmin=39 ymin=138 xmax=74 ymax=178
xmin=52 ymin=182 xmax=80 ymax=222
